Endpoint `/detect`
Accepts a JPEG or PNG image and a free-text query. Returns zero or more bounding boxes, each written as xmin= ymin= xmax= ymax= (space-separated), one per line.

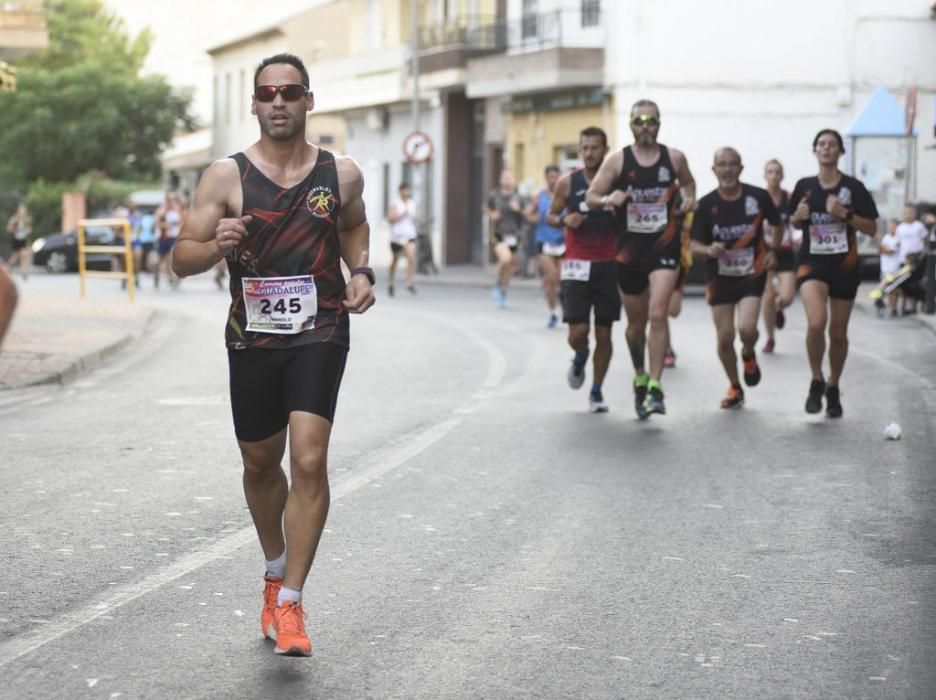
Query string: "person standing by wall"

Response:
xmin=5 ymin=203 xmax=32 ymax=281
xmin=387 ymin=182 xmax=418 ymax=297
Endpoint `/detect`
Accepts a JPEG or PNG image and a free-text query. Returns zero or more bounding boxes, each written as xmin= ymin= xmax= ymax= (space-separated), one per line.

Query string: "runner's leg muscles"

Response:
xmin=800 ymin=280 xmax=829 ymax=381
xmin=239 ymin=429 xmax=289 ymax=561
xmin=283 ymin=411 xmax=333 ymax=592
xmin=712 ymin=304 xmax=739 ymax=386
xmin=593 ymin=324 xmax=613 ymax=386
xmin=622 ymin=293 xmax=649 ymax=374
xmin=827 ymin=298 xmax=854 ymax=386
xmin=647 ymin=269 xmax=679 ymax=380
xmin=737 ymin=296 xmax=761 ymax=356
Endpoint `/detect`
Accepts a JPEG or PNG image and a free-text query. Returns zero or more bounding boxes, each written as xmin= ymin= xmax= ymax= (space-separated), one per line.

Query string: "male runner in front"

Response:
xmin=586 ymin=100 xmax=695 ymax=418
xmin=690 ymin=148 xmax=780 ymax=408
xmin=172 ymin=53 xmax=375 ymax=657
xmin=547 ymin=127 xmax=619 ymax=413
xmin=790 ymin=129 xmax=878 ymax=417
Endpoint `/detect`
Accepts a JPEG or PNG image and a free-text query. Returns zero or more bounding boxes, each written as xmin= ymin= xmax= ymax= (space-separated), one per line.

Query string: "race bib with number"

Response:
xmin=242 ymin=275 xmax=317 ymax=334
xmin=501 ymin=234 xmax=519 ymax=247
xmin=627 ymin=202 xmax=668 ymax=234
xmin=542 ymin=242 xmax=566 ymax=257
xmin=809 ymin=223 xmax=848 ymax=255
xmin=718 ymin=248 xmax=755 ymax=277
xmin=560 ymin=259 xmax=591 ymax=282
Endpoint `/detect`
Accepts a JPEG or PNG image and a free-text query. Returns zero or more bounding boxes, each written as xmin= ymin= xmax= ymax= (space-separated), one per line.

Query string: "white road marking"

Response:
xmin=0 ymin=310 xmax=509 ymax=669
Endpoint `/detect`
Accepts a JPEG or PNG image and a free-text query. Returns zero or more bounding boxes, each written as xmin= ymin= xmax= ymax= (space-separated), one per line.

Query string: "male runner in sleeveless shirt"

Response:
xmin=691 ymin=148 xmax=780 ymax=409
xmin=587 ymin=100 xmax=695 ymax=419
xmin=790 ymin=129 xmax=878 ymax=417
xmin=761 ymin=159 xmax=797 ymax=353
xmin=547 ymin=127 xmax=620 ymax=413
xmin=172 ymin=53 xmax=375 ymax=657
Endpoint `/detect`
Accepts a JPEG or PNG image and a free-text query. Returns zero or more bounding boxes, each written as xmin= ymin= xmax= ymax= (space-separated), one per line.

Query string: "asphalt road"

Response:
xmin=1 ymin=272 xmax=934 ymax=699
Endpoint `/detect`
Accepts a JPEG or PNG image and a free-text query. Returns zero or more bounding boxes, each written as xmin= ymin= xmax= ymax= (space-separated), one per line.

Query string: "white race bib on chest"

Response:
xmin=627 ymin=202 xmax=668 ymax=234
xmin=242 ymin=275 xmax=317 ymax=334
xmin=560 ymin=259 xmax=591 ymax=282
xmin=718 ymin=248 xmax=755 ymax=277
xmin=810 ymin=223 xmax=848 ymax=255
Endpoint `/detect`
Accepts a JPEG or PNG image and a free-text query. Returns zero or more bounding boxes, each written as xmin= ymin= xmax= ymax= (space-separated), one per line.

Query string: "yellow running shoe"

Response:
xmin=272 ymin=601 xmax=313 ymax=657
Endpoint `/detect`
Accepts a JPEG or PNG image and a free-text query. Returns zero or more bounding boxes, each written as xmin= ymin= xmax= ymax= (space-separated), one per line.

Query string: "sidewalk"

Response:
xmin=853 ymin=281 xmax=936 ymax=336
xmin=0 ymin=280 xmax=153 ymax=390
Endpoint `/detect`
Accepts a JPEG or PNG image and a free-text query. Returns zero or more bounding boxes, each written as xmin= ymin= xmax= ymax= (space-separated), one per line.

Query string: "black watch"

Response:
xmin=351 ymin=266 xmax=375 ymax=285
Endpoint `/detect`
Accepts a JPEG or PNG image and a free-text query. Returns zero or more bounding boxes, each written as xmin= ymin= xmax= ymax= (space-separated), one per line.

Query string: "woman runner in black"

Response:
xmin=790 ymin=129 xmax=878 ymax=417
xmin=172 ymin=53 xmax=375 ymax=657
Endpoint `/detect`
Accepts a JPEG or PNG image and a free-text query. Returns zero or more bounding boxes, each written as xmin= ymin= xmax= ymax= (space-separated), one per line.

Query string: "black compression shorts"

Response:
xmin=616 ymin=232 xmax=682 ymax=296
xmin=561 ymin=260 xmax=620 ymax=327
xmin=775 ymin=249 xmax=797 ymax=273
xmin=228 ymin=343 xmax=348 ymax=442
xmin=796 ymin=262 xmax=860 ymax=301
xmin=706 ymin=273 xmax=767 ymax=306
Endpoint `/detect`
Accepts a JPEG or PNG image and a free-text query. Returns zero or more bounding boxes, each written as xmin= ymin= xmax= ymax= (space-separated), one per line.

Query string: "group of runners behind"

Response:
xmin=521 ymin=99 xmax=879 ymax=419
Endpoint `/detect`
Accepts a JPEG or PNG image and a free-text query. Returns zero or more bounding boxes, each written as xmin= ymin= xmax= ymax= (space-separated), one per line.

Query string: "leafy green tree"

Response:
xmin=0 ymin=0 xmax=195 ymax=194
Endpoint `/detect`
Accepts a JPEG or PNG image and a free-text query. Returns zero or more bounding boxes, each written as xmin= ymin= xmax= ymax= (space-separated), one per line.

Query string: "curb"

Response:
xmin=0 ymin=308 xmax=156 ymax=391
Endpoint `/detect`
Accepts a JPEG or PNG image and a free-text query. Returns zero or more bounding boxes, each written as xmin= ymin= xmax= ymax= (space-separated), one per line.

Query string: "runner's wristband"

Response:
xmin=351 ymin=266 xmax=375 ymax=285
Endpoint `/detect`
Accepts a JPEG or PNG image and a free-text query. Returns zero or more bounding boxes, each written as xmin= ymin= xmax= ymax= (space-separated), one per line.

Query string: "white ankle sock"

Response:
xmin=277 ymin=586 xmax=302 ymax=606
xmin=265 ymin=551 xmax=286 ymax=579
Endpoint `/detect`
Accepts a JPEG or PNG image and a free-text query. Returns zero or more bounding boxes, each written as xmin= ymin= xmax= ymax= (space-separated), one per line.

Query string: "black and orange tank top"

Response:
xmin=225 ymin=149 xmax=349 ymax=350
xmin=615 ymin=144 xmax=680 ymax=239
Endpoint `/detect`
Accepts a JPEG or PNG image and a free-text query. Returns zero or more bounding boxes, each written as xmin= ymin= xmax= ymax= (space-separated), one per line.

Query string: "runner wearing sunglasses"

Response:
xmin=586 ymin=100 xmax=696 ymax=418
xmin=172 ymin=52 xmax=375 ymax=657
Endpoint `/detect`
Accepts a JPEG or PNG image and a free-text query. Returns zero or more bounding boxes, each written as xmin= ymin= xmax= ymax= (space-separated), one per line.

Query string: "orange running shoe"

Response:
xmin=272 ymin=601 xmax=313 ymax=656
xmin=261 ymin=575 xmax=282 ymax=639
xmin=742 ymin=352 xmax=761 ymax=387
xmin=720 ymin=385 xmax=744 ymax=409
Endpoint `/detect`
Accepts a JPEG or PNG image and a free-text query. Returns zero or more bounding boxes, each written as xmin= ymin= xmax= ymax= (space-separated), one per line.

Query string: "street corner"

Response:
xmin=0 ymin=292 xmax=155 ymax=390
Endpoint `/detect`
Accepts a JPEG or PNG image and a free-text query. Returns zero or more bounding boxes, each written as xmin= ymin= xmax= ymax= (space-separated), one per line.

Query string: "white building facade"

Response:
xmin=604 ymin=0 xmax=936 ymax=218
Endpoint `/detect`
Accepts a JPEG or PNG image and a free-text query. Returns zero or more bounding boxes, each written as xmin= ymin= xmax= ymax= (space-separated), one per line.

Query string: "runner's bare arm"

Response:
xmin=337 ymin=156 xmax=375 ymax=314
xmin=546 ymin=175 xmax=571 ymax=228
xmin=171 ymin=159 xmax=247 ymax=278
xmin=586 ymin=150 xmax=628 ymax=209
xmin=670 ymin=148 xmax=696 ymax=214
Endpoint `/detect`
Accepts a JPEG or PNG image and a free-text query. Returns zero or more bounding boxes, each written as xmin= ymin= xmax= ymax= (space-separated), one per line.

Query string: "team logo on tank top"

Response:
xmin=658 ymin=166 xmax=670 ymax=183
xmin=745 ymin=195 xmax=759 ymax=216
xmin=307 ymin=185 xmax=337 ymax=219
xmin=837 ymin=187 xmax=851 ymax=206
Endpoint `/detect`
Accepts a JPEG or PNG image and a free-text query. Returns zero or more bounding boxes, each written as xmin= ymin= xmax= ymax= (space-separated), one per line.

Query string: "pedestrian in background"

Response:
xmin=155 ymin=192 xmax=184 ymax=289
xmin=5 ymin=202 xmax=32 ymax=281
xmin=526 ymin=164 xmax=563 ymax=327
xmin=485 ymin=169 xmax=527 ymax=309
xmin=135 ymin=207 xmax=157 ymax=277
xmin=895 ymin=203 xmax=928 ymax=315
xmin=878 ymin=218 xmax=902 ymax=317
xmin=0 ymin=264 xmax=16 ymax=348
xmin=386 ymin=182 xmax=418 ymax=297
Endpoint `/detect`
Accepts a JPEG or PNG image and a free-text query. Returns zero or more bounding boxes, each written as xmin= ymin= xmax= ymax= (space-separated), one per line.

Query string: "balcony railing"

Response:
xmin=426 ymin=7 xmax=603 ymax=57
xmin=0 ymin=0 xmax=47 ymax=30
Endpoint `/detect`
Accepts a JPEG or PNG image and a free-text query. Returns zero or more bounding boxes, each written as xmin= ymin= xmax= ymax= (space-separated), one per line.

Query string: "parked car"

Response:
xmin=31 ymin=225 xmax=124 ymax=274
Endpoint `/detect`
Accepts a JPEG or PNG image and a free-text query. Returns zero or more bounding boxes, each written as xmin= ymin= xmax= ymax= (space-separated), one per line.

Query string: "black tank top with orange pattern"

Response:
xmin=225 ymin=149 xmax=349 ymax=350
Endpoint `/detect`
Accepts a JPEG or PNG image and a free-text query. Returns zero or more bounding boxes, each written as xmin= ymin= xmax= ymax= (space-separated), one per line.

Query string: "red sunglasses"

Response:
xmin=254 ymin=84 xmax=308 ymax=103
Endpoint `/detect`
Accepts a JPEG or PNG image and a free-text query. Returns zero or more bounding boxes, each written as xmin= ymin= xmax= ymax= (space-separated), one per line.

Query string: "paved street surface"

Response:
xmin=1 ymin=271 xmax=934 ymax=699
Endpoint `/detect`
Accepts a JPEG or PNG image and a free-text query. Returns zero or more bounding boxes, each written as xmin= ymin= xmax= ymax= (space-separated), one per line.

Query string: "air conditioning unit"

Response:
xmin=365 ymin=107 xmax=389 ymax=132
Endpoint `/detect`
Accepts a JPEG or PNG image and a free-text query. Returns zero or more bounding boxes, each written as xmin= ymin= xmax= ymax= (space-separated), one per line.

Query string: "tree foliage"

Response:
xmin=0 ymin=0 xmax=195 ymax=193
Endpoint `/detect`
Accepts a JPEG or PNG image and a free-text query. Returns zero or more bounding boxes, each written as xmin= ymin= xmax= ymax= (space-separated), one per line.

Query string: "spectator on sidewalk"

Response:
xmin=895 ymin=204 xmax=928 ymax=314
xmin=0 ymin=264 xmax=16 ymax=348
xmin=387 ymin=182 xmax=418 ymax=297
xmin=5 ymin=202 xmax=32 ymax=281
xmin=879 ymin=218 xmax=902 ymax=316
xmin=155 ymin=192 xmax=185 ymax=289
